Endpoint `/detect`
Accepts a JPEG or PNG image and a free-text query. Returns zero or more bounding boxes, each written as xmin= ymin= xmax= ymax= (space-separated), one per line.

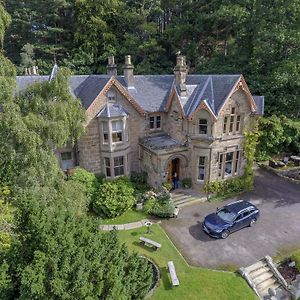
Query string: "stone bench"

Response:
xmin=168 ymin=261 xmax=179 ymax=286
xmin=139 ymin=237 xmax=161 ymax=250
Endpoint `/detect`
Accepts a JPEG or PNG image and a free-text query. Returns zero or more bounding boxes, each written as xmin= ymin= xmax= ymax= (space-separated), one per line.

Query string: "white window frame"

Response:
xmin=111 ymin=120 xmax=123 ymax=144
xmin=149 ymin=115 xmax=161 ymax=130
xmin=113 ymin=156 xmax=124 ymax=177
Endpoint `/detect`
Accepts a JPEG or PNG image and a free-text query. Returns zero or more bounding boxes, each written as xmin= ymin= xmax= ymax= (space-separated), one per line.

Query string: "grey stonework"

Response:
xmin=16 ymin=55 xmax=264 ymax=190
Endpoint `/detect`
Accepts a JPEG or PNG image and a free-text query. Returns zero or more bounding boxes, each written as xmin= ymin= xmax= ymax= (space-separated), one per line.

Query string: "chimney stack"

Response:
xmin=123 ymin=55 xmax=134 ymax=87
xmin=174 ymin=55 xmax=188 ymax=97
xmin=107 ymin=55 xmax=117 ymax=76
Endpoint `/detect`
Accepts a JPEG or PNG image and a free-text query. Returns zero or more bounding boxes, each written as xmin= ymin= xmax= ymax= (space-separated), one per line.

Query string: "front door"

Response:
xmin=167 ymin=158 xmax=180 ymax=182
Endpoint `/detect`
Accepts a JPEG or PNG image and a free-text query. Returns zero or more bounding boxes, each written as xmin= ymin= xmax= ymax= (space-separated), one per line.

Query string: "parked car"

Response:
xmin=202 ymin=200 xmax=259 ymax=239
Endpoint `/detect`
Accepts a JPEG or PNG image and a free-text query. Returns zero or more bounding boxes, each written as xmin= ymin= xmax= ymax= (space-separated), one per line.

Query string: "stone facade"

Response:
xmin=27 ymin=55 xmax=263 ymax=191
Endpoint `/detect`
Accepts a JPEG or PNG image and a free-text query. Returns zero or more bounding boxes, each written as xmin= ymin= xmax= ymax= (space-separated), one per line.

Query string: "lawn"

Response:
xmin=100 ymin=209 xmax=150 ymax=225
xmin=117 ymin=224 xmax=257 ymax=300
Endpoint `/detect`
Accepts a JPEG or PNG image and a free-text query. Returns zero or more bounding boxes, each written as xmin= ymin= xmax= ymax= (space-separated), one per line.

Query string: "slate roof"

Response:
xmin=97 ymin=103 xmax=129 ymax=118
xmin=15 ymin=72 xmax=263 ymax=117
xmin=116 ymin=75 xmax=174 ymax=112
xmin=141 ymin=134 xmax=186 ymax=151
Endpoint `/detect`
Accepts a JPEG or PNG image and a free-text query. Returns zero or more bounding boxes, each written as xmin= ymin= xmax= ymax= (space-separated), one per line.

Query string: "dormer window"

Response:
xmin=199 ymin=119 xmax=208 ymax=134
xmin=149 ymin=115 xmax=161 ymax=130
xmin=107 ymin=90 xmax=116 ymax=102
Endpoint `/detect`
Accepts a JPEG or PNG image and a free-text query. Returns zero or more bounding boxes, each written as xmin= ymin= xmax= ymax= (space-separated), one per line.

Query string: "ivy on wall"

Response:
xmin=204 ymin=121 xmax=259 ymax=198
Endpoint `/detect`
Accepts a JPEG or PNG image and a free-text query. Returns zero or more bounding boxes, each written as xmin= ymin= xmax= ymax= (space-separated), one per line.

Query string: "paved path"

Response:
xmin=100 ymin=219 xmax=151 ymax=231
xmin=162 ymin=168 xmax=300 ymax=269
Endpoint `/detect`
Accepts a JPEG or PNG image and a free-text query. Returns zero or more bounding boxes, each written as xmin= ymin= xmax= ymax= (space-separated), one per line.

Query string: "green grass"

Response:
xmin=118 ymin=224 xmax=257 ymax=300
xmin=100 ymin=209 xmax=150 ymax=225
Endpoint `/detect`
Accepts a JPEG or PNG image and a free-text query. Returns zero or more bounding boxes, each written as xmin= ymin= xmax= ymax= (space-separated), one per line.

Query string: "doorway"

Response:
xmin=167 ymin=158 xmax=180 ymax=182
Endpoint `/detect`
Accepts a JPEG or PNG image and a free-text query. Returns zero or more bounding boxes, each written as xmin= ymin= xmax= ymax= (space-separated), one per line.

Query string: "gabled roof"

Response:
xmin=15 ymin=73 xmax=262 ymax=118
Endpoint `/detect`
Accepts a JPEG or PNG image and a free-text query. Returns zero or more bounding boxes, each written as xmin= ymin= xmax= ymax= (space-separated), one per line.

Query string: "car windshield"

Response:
xmin=217 ymin=208 xmax=236 ymax=223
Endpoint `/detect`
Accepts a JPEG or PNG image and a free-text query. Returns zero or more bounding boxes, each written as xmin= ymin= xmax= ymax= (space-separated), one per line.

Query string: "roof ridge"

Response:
xmin=186 ymin=76 xmax=211 ymax=116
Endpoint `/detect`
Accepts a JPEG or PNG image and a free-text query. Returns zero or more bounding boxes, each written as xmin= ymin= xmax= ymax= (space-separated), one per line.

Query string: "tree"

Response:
xmin=92 ymin=177 xmax=136 ymax=218
xmin=4 ymin=0 xmax=75 ymax=73
xmin=1 ymin=189 xmax=152 ymax=299
xmin=0 ymin=67 xmax=86 ymax=186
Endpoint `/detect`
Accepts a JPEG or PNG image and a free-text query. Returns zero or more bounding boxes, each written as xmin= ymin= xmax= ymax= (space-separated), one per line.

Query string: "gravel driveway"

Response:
xmin=162 ymin=167 xmax=300 ymax=268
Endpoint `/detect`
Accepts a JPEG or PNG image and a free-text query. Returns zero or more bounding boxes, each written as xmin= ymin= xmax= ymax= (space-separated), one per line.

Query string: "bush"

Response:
xmin=130 ymin=172 xmax=147 ymax=185
xmin=130 ymin=172 xmax=149 ymax=195
xmin=142 ymin=187 xmax=175 ymax=218
xmin=143 ymin=198 xmax=157 ymax=213
xmin=162 ymin=181 xmax=172 ymax=191
xmin=92 ymin=177 xmax=136 ymax=218
xmin=151 ymin=201 xmax=176 ymax=218
xmin=69 ymin=167 xmax=97 ymax=200
xmin=182 ymin=178 xmax=192 ymax=189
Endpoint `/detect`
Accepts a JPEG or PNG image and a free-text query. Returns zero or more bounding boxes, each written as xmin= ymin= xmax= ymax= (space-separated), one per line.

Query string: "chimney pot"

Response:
xmin=174 ymin=54 xmax=188 ymax=96
xmin=107 ymin=55 xmax=117 ymax=76
xmin=123 ymin=55 xmax=134 ymax=87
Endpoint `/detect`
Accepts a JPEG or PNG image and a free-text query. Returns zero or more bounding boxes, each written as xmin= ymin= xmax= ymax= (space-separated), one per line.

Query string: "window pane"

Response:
xmin=150 ymin=117 xmax=155 ymax=129
xmin=103 ymin=133 xmax=108 ymax=143
xmin=102 ymin=122 xmax=108 ymax=132
xmin=114 ymin=156 xmax=124 ymax=176
xmin=61 ymin=152 xmax=72 ymax=161
xmin=223 ymin=117 xmax=228 ymax=133
xmin=199 ymin=119 xmax=208 ymax=134
xmin=112 ymin=120 xmax=122 ymax=131
xmin=156 ymin=116 xmax=161 ymax=128
xmin=218 ymin=153 xmax=223 ymax=177
xmin=112 ymin=132 xmax=122 ymax=142
xmin=234 ymin=151 xmax=240 ymax=174
xmin=105 ymin=158 xmax=110 ymax=167
xmin=231 ymin=107 xmax=235 ymax=114
xmin=229 ymin=116 xmax=234 ymax=132
xmin=236 ymin=115 xmax=241 ymax=132
xmin=198 ymin=156 xmax=205 ymax=180
xmin=225 ymin=152 xmax=233 ymax=176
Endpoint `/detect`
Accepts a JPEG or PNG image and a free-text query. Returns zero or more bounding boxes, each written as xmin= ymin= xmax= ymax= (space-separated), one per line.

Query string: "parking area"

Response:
xmin=162 ymin=168 xmax=300 ymax=268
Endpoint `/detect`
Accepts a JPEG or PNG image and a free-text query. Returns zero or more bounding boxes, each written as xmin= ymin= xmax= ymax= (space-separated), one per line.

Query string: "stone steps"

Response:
xmin=240 ymin=256 xmax=291 ymax=300
xmin=171 ymin=191 xmax=206 ymax=208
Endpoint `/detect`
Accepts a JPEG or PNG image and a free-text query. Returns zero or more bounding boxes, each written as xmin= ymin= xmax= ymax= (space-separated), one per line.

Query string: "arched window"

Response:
xmin=199 ymin=119 xmax=208 ymax=134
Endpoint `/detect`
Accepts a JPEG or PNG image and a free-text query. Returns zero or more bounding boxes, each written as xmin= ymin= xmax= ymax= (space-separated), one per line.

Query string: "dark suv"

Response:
xmin=202 ymin=200 xmax=259 ymax=239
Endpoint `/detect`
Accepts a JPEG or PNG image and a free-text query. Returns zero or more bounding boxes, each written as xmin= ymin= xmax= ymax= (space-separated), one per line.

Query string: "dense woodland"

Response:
xmin=3 ymin=0 xmax=300 ymax=118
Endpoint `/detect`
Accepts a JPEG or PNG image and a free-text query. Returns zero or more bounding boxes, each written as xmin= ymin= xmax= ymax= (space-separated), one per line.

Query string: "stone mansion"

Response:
xmin=16 ymin=55 xmax=264 ymax=191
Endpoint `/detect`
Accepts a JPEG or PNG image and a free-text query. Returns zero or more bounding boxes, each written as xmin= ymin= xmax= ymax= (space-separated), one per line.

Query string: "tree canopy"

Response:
xmin=3 ymin=0 xmax=300 ymax=117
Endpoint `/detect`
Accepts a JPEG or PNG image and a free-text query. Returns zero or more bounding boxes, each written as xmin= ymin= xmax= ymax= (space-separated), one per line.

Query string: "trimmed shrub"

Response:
xmin=142 ymin=187 xmax=175 ymax=218
xmin=69 ymin=167 xmax=97 ymax=200
xmin=92 ymin=177 xmax=136 ymax=218
xmin=151 ymin=201 xmax=176 ymax=218
xmin=182 ymin=178 xmax=192 ymax=189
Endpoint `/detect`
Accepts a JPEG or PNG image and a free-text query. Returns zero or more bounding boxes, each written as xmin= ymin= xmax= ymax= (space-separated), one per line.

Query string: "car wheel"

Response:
xmin=249 ymin=218 xmax=256 ymax=227
xmin=221 ymin=230 xmax=229 ymax=239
